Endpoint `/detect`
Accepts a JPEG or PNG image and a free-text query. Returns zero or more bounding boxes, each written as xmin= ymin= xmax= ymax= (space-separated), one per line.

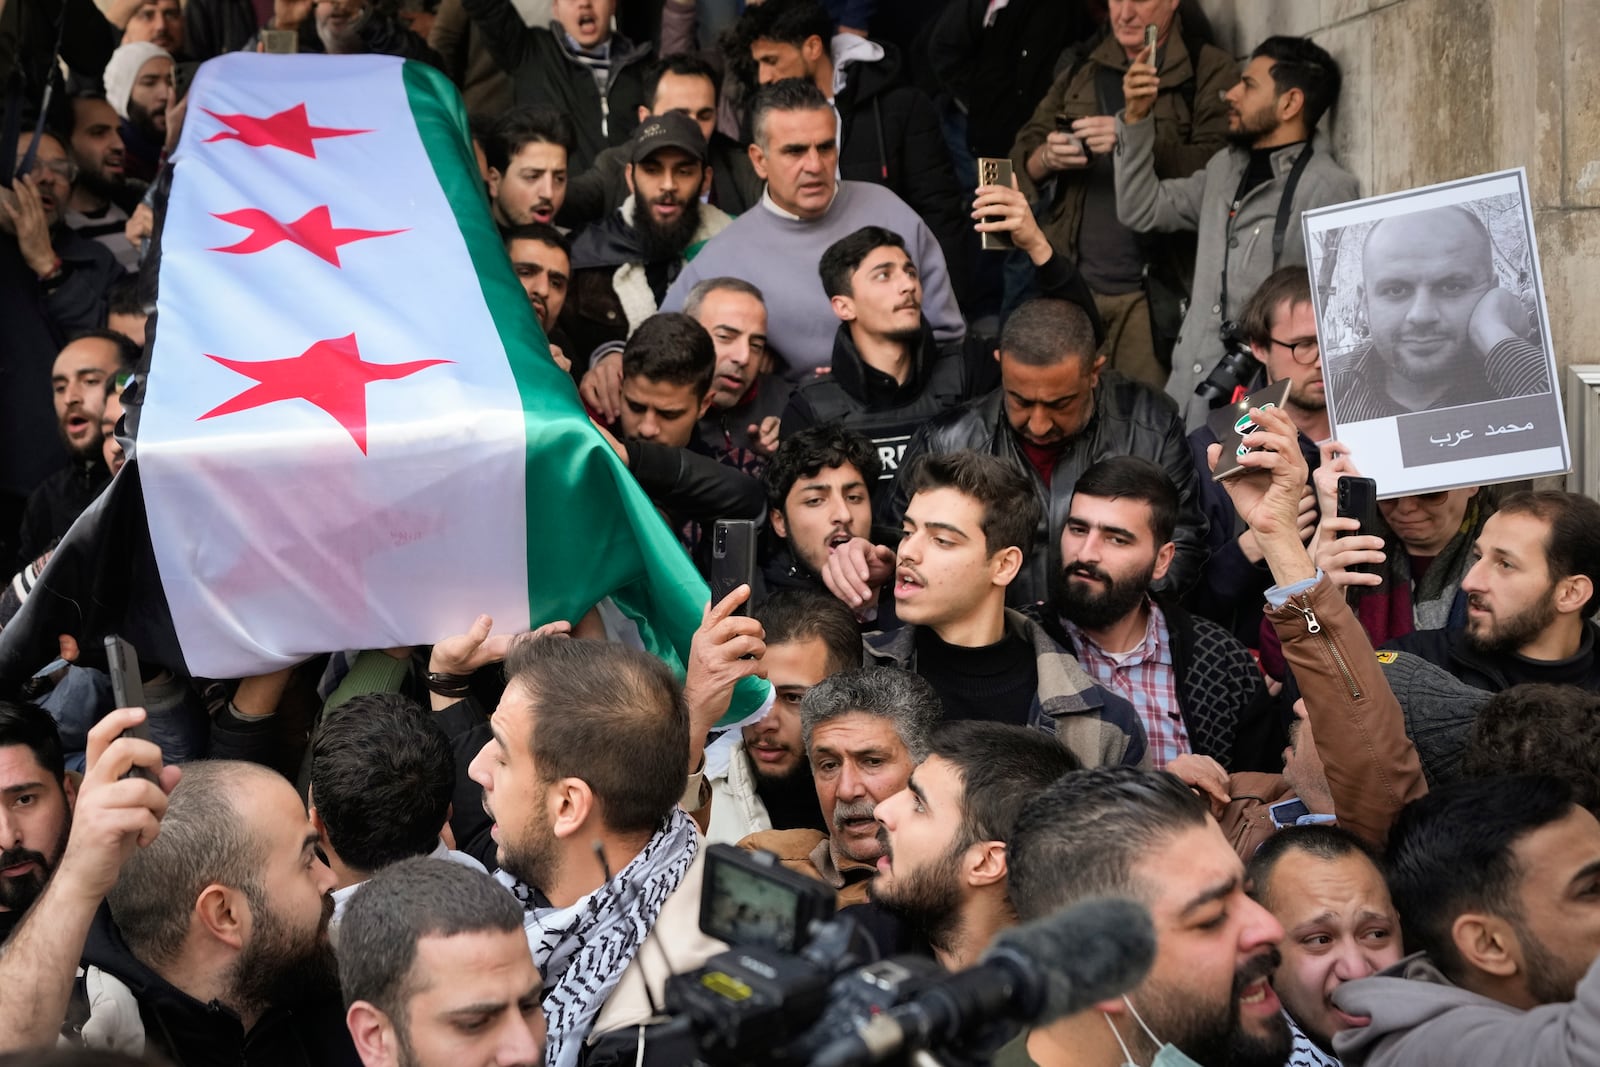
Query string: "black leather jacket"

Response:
xmin=888 ymin=372 xmax=1208 ymax=605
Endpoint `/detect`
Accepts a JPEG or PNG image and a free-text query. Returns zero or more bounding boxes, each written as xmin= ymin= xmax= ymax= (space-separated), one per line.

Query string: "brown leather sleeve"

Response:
xmin=1223 ymin=772 xmax=1292 ymax=861
xmin=1264 ymin=578 xmax=1428 ymax=847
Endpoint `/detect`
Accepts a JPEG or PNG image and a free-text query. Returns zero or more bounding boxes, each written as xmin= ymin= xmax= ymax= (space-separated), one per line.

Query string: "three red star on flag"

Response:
xmin=194 ymin=102 xmax=440 ymax=452
xmin=200 ymin=334 xmax=450 ymax=455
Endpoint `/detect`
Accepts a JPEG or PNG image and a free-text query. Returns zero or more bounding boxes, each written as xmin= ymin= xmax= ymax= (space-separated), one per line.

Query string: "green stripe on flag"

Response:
xmin=399 ymin=61 xmax=769 ymax=727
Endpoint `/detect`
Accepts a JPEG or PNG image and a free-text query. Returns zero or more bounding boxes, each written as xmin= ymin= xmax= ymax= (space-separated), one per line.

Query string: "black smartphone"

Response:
xmin=1269 ymin=797 xmax=1312 ymax=829
xmin=104 ymin=635 xmax=160 ymax=783
xmin=710 ymin=519 xmax=757 ymax=616
xmin=1336 ymin=476 xmax=1380 ymax=578
xmin=1053 ymin=112 xmax=1090 ymax=161
xmin=173 ymin=59 xmax=196 ymax=101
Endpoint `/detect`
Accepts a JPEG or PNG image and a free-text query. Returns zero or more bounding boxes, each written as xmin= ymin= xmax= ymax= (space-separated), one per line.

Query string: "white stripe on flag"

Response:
xmin=139 ymin=54 xmax=530 ymax=676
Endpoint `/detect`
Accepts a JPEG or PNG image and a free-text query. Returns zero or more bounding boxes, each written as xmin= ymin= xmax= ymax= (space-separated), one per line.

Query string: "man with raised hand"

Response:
xmin=0 ymin=708 xmax=176 ymax=1052
xmin=1116 ymin=35 xmax=1358 ymax=430
xmin=431 ymin=614 xmax=741 ymax=1064
xmin=461 ymin=0 xmax=654 ymax=172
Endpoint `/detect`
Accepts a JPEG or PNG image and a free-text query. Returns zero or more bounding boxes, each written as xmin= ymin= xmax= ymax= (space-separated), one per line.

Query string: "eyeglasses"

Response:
xmin=1269 ymin=335 xmax=1320 ymax=365
xmin=23 ymin=158 xmax=78 ymax=183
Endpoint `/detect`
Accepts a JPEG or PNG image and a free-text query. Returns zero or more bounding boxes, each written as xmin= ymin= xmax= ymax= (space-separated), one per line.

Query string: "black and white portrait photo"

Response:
xmin=1302 ymin=169 xmax=1569 ymax=495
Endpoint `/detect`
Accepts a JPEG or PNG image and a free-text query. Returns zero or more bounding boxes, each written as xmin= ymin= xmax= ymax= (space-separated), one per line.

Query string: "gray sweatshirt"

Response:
xmin=1112 ymin=116 xmax=1359 ymax=431
xmin=1333 ymin=952 xmax=1600 ymax=1067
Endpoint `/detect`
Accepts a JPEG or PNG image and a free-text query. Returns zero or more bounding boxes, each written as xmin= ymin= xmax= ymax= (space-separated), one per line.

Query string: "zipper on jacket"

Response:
xmin=1288 ymin=593 xmax=1361 ymax=700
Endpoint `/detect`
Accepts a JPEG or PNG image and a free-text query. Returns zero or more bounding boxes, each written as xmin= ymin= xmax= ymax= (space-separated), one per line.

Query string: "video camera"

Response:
xmin=1195 ymin=320 xmax=1263 ymax=406
xmin=584 ymin=845 xmax=1156 ymax=1067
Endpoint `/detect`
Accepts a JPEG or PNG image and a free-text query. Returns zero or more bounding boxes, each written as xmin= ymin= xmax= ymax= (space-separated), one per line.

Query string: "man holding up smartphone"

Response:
xmin=0 ymin=707 xmax=179 ymax=1050
xmin=1008 ymin=0 xmax=1235 ymax=391
xmin=1116 ymin=33 xmax=1359 ymax=431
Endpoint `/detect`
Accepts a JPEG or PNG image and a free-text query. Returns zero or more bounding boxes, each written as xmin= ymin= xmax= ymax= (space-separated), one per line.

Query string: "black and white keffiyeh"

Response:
xmin=495 ymin=807 xmax=699 ymax=1067
xmin=1286 ymin=1014 xmax=1342 ymax=1067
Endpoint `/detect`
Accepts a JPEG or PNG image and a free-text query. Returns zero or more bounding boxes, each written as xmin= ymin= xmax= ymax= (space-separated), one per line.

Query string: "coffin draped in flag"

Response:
xmin=0 ymin=54 xmax=768 ymax=725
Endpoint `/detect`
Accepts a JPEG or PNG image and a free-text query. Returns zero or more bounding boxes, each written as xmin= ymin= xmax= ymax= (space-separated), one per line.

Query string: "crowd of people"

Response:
xmin=2 ymin=0 xmax=1599 ymax=1065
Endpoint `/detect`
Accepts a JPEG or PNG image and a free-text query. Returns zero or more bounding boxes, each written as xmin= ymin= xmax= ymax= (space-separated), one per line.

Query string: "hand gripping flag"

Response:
xmin=0 ymin=55 xmax=769 ymax=726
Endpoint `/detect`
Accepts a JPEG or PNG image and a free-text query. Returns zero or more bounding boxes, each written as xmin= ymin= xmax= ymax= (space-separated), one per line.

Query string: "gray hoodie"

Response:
xmin=1332 ymin=952 xmax=1600 ymax=1067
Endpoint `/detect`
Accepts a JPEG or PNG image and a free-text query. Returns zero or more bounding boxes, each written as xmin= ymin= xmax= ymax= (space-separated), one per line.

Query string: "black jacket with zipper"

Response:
xmin=624 ymin=435 xmax=765 ymax=575
xmin=459 ymin=0 xmax=653 ymax=171
xmin=889 ymin=372 xmax=1208 ymax=606
xmin=835 ymin=42 xmax=970 ymax=302
xmin=68 ymin=905 xmax=358 ymax=1066
xmin=782 ymin=320 xmax=976 ymax=527
xmin=625 ymin=437 xmax=765 ymax=531
xmin=926 ymin=0 xmax=1096 ymax=159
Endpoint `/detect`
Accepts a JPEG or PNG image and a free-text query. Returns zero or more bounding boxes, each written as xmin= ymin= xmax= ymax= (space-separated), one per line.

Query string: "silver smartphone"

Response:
xmin=977 ymin=156 xmax=1015 ymax=251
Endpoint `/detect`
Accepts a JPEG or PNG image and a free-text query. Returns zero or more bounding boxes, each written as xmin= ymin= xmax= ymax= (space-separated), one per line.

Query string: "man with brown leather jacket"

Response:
xmin=1179 ymin=402 xmax=1428 ymax=860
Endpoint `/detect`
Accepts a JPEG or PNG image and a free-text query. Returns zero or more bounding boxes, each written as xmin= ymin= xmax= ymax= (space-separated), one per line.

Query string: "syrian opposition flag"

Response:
xmin=0 ymin=54 xmax=768 ymax=726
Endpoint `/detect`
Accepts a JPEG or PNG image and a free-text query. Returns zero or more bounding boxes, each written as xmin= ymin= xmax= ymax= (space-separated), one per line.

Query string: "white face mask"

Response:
xmin=1104 ymin=995 xmax=1208 ymax=1067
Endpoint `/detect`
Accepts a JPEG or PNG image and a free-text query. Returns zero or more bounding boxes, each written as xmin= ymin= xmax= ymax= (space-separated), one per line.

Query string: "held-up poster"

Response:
xmin=1302 ymin=168 xmax=1569 ymax=497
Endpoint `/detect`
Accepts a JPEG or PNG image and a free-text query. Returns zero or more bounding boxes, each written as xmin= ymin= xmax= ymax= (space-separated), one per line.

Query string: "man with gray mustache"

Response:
xmin=739 ymin=667 xmax=940 ymax=907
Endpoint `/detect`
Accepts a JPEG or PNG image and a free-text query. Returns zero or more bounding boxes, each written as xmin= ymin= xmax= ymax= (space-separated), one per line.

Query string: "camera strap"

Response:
xmin=0 ymin=72 xmax=22 ymax=187
xmin=1 ymin=9 xmax=67 ymax=188
xmin=1217 ymin=141 xmax=1313 ymax=315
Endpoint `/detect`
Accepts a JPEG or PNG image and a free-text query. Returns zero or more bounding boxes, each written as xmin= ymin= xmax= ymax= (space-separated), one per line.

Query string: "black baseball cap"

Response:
xmin=628 ymin=111 xmax=709 ymax=165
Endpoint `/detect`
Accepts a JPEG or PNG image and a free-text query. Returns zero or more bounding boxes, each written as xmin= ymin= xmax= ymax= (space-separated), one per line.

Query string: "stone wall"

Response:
xmin=1198 ymin=0 xmax=1600 ymax=483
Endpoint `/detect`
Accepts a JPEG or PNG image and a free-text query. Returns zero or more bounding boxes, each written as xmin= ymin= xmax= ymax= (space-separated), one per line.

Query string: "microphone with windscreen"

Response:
xmin=809 ymin=896 xmax=1156 ymax=1067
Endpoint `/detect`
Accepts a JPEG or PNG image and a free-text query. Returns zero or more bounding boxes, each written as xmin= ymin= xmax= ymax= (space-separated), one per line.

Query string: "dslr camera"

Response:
xmin=1195 ymin=320 xmax=1262 ymax=406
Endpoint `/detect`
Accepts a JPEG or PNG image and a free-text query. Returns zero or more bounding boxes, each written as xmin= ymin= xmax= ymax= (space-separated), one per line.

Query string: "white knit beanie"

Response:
xmin=104 ymin=42 xmax=173 ymax=120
